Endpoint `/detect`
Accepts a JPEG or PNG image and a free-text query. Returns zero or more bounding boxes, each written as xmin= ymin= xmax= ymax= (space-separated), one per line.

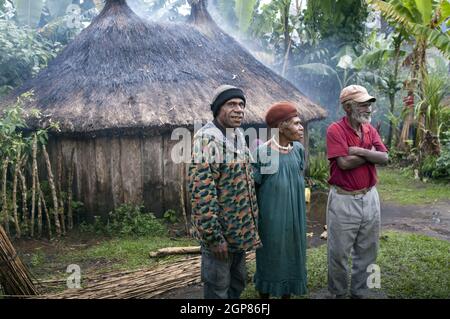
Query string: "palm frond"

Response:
xmin=370 ymin=0 xmax=450 ymax=57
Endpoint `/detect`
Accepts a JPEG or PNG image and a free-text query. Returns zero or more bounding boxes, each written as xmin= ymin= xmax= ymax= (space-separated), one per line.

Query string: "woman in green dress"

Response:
xmin=252 ymin=101 xmax=307 ymax=299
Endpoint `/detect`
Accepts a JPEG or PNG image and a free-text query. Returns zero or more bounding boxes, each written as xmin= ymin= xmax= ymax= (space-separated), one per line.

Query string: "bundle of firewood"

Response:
xmin=41 ymin=251 xmax=255 ymax=299
xmin=0 ymin=225 xmax=39 ymax=296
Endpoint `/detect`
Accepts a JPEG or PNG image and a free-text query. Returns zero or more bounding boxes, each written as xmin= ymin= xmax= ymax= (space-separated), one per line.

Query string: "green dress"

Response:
xmin=252 ymin=141 xmax=307 ymax=297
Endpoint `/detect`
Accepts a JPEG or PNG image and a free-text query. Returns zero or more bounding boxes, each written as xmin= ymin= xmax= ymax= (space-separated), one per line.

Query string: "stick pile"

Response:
xmin=41 ymin=253 xmax=255 ymax=299
xmin=0 ymin=225 xmax=39 ymax=296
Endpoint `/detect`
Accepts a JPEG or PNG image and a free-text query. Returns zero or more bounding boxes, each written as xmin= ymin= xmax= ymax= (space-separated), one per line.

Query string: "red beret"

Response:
xmin=265 ymin=101 xmax=299 ymax=128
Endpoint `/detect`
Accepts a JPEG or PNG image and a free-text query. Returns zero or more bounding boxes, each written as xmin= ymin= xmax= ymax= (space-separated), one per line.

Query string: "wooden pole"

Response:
xmin=12 ymin=155 xmax=21 ymax=238
xmin=42 ymin=145 xmax=61 ymax=237
xmin=67 ymin=148 xmax=75 ymax=231
xmin=30 ymin=134 xmax=38 ymax=237
xmin=56 ymin=150 xmax=66 ymax=235
xmin=39 ymin=189 xmax=52 ymax=239
xmin=18 ymin=169 xmax=28 ymax=236
xmin=2 ymin=157 xmax=10 ymax=235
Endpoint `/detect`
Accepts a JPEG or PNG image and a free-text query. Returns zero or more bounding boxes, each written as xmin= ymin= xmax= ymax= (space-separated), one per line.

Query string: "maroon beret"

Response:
xmin=265 ymin=101 xmax=299 ymax=128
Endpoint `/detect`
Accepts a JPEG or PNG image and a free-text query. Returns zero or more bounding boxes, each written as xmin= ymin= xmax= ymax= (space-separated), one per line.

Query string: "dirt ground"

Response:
xmin=8 ymin=194 xmax=449 ymax=299
xmin=158 ymin=197 xmax=450 ymax=299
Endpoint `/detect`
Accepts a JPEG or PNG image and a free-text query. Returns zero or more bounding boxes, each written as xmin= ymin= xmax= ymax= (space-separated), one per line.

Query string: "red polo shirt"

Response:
xmin=326 ymin=116 xmax=388 ymax=191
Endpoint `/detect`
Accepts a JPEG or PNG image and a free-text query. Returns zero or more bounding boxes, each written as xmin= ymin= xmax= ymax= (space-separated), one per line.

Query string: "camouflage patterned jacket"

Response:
xmin=188 ymin=121 xmax=261 ymax=252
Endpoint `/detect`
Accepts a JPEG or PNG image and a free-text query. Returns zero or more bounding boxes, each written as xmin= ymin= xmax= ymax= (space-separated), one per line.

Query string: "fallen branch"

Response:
xmin=149 ymin=246 xmax=201 ymax=258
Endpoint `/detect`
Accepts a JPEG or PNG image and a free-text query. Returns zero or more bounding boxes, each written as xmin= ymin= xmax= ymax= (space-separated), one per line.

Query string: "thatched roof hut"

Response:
xmin=1 ymin=0 xmax=326 ymax=220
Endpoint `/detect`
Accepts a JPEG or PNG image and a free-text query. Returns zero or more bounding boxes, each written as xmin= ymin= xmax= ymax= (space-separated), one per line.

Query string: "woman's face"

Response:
xmin=279 ymin=116 xmax=304 ymax=142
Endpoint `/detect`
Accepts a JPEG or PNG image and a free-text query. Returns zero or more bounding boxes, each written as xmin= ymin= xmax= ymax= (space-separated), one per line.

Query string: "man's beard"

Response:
xmin=351 ymin=107 xmax=372 ymax=124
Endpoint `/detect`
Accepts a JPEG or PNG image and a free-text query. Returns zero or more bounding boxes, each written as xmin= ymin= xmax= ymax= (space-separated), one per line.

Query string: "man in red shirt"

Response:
xmin=326 ymin=85 xmax=388 ymax=299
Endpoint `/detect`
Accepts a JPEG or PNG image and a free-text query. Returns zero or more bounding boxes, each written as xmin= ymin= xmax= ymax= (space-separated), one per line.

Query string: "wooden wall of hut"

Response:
xmin=44 ymin=134 xmax=190 ymax=222
xmin=41 ymin=124 xmax=310 ymax=223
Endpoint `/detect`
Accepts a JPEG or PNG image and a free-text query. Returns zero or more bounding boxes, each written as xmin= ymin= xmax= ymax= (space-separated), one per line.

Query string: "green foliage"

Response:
xmin=307 ymin=152 xmax=329 ymax=190
xmin=420 ymin=154 xmax=438 ymax=178
xmin=80 ymin=204 xmax=168 ymax=238
xmin=163 ymin=209 xmax=179 ymax=224
xmin=439 ymin=108 xmax=450 ymax=140
xmin=234 ymin=0 xmax=257 ymax=33
xmin=370 ymin=0 xmax=450 ymax=57
xmin=378 ymin=167 xmax=450 ymax=205
xmin=432 ymin=135 xmax=450 ymax=180
xmin=106 ymin=204 xmax=168 ymax=237
xmin=242 ymin=231 xmax=450 ymax=299
xmin=30 ymin=249 xmax=45 ymax=267
xmin=414 ymin=72 xmax=449 ymax=136
xmin=0 ymin=92 xmax=59 ymax=162
xmin=0 ymin=19 xmax=61 ymax=96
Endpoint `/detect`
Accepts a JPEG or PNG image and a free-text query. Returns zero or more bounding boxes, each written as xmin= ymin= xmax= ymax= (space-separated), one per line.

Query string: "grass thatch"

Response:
xmin=1 ymin=0 xmax=327 ymax=136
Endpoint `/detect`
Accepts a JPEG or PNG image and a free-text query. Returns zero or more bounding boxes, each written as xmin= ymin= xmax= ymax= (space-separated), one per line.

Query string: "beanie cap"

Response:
xmin=265 ymin=101 xmax=299 ymax=128
xmin=210 ymin=85 xmax=246 ymax=117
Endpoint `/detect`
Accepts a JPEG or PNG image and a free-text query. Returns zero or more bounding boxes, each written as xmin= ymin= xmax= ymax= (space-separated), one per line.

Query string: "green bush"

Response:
xmin=307 ymin=152 xmax=329 ymax=190
xmin=0 ymin=19 xmax=61 ymax=96
xmin=420 ymin=132 xmax=450 ymax=181
xmin=105 ymin=204 xmax=168 ymax=237
xmin=79 ymin=204 xmax=168 ymax=238
xmin=163 ymin=209 xmax=179 ymax=224
xmin=433 ymin=141 xmax=450 ymax=181
xmin=420 ymin=155 xmax=438 ymax=178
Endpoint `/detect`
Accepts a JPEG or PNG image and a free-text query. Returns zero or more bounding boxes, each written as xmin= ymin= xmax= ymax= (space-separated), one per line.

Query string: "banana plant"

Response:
xmin=370 ymin=0 xmax=450 ymax=152
xmin=234 ymin=0 xmax=258 ymax=33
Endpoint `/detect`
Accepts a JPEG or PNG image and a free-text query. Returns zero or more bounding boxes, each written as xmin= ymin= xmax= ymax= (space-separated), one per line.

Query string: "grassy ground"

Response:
xmin=377 ymin=167 xmax=450 ymax=205
xmin=22 ymin=230 xmax=449 ymax=298
xmin=5 ymin=167 xmax=449 ymax=298
xmin=241 ymin=230 xmax=450 ymax=299
xmin=19 ymin=230 xmax=197 ymax=285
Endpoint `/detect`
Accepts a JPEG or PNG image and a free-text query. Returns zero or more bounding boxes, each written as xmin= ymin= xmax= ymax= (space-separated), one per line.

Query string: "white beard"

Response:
xmin=351 ymin=107 xmax=372 ymax=124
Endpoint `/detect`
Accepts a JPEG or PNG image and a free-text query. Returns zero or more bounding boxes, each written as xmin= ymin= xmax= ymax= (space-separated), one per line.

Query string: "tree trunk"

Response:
xmin=398 ymin=40 xmax=423 ymax=150
xmin=30 ymin=134 xmax=38 ymax=237
xmin=18 ymin=168 xmax=28 ymax=237
xmin=67 ymin=148 xmax=75 ymax=231
xmin=2 ymin=158 xmax=9 ymax=236
xmin=39 ymin=189 xmax=52 ymax=239
xmin=387 ymin=33 xmax=402 ymax=148
xmin=12 ymin=156 xmax=21 ymax=238
xmin=42 ymin=145 xmax=61 ymax=237
xmin=282 ymin=2 xmax=291 ymax=77
xmin=179 ymin=164 xmax=189 ymax=236
xmin=414 ymin=39 xmax=428 ymax=152
xmin=56 ymin=151 xmax=66 ymax=235
xmin=36 ymin=176 xmax=43 ymax=238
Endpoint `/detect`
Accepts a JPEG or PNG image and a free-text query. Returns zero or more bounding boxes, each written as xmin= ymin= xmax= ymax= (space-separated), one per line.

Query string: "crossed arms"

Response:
xmin=337 ymin=146 xmax=389 ymax=170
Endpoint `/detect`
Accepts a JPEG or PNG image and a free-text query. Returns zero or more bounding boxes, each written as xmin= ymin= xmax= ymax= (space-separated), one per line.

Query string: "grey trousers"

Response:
xmin=201 ymin=249 xmax=247 ymax=299
xmin=326 ymin=186 xmax=381 ymax=297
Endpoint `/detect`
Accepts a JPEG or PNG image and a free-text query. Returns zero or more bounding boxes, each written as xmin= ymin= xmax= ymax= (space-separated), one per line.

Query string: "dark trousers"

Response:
xmin=201 ymin=249 xmax=247 ymax=299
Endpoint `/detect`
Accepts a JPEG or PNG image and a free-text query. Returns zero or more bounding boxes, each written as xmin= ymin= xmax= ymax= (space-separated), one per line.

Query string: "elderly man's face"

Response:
xmin=348 ymin=101 xmax=372 ymax=124
xmin=217 ymin=98 xmax=245 ymax=128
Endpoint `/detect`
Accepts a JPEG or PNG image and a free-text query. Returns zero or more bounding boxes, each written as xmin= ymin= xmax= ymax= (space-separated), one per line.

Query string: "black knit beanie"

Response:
xmin=210 ymin=85 xmax=246 ymax=117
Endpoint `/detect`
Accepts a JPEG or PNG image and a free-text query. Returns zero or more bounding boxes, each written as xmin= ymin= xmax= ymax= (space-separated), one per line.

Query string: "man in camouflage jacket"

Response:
xmin=189 ymin=85 xmax=261 ymax=299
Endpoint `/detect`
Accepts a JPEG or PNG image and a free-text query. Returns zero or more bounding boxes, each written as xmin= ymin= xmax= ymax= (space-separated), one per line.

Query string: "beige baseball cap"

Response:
xmin=340 ymin=85 xmax=376 ymax=104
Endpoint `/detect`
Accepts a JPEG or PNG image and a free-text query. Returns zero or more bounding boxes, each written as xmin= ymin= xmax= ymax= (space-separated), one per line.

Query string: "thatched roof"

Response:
xmin=1 ymin=0 xmax=326 ymax=136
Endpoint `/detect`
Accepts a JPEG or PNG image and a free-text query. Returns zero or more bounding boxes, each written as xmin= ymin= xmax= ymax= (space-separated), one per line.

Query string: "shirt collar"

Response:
xmin=343 ymin=116 xmax=370 ymax=135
